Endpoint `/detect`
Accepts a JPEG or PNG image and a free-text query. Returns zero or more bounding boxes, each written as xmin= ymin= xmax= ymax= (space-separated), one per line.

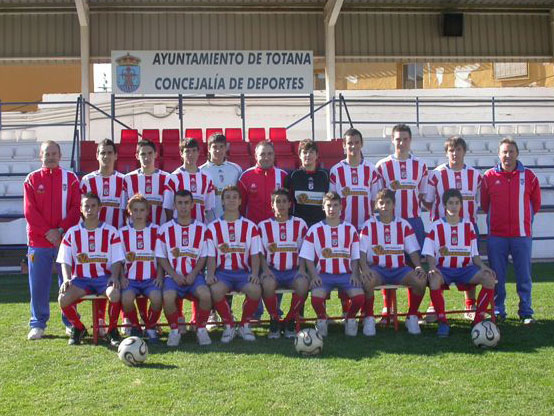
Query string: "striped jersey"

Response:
xmin=359 ymin=216 xmax=420 ymax=268
xmin=422 ymin=218 xmax=479 ymax=268
xmin=425 ymin=163 xmax=482 ymax=223
xmin=156 ymin=219 xmax=208 ymax=276
xmin=206 ymin=217 xmax=262 ymax=272
xmin=329 ymin=159 xmax=381 ymax=230
xmin=299 ymin=221 xmax=360 ymax=275
xmin=376 ymin=154 xmax=428 ymax=219
xmin=163 ymin=168 xmax=216 ymax=223
xmin=123 ymin=169 xmax=171 ymax=225
xmin=81 ymin=171 xmax=126 ymax=228
xmin=200 ymin=160 xmax=242 ymax=218
xmin=119 ymin=223 xmax=159 ymax=281
xmin=259 ymin=216 xmax=308 ymax=271
xmin=57 ymin=222 xmax=124 ymax=279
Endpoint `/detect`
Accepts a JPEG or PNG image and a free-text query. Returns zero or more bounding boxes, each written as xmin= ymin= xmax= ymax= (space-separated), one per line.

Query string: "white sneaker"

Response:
xmin=27 ymin=327 xmax=44 ymax=340
xmin=405 ymin=315 xmax=422 ymax=335
xmin=65 ymin=326 xmax=72 ymax=337
xmin=221 ymin=325 xmax=236 ymax=344
xmin=238 ymin=324 xmax=256 ymax=341
xmin=122 ymin=318 xmax=132 ymax=336
xmin=344 ymin=318 xmax=358 ymax=336
xmin=97 ymin=318 xmax=107 ymax=337
xmin=167 ymin=329 xmax=181 ymax=347
xmin=363 ymin=317 xmax=376 ymax=337
xmin=316 ymin=319 xmax=328 ymax=337
xmin=178 ymin=316 xmax=187 ymax=335
xmin=425 ymin=306 xmax=438 ymax=323
xmin=206 ymin=310 xmax=219 ymax=332
xmin=196 ymin=327 xmax=212 ymax=346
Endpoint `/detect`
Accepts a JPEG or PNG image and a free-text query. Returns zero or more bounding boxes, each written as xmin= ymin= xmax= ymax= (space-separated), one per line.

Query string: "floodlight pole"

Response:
xmin=324 ymin=0 xmax=343 ymax=141
xmin=75 ymin=0 xmax=90 ymax=142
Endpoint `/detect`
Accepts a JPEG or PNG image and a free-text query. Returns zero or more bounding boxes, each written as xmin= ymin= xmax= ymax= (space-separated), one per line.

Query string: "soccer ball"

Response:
xmin=118 ymin=336 xmax=148 ymax=366
xmin=471 ymin=321 xmax=501 ymax=348
xmin=295 ymin=328 xmax=323 ymax=356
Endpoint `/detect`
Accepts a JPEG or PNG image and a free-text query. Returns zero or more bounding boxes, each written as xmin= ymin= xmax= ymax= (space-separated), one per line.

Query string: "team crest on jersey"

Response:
xmin=451 ymin=228 xmax=458 ymax=245
xmin=37 ymin=184 xmax=45 ymax=194
xmin=520 ymin=178 xmax=525 ymax=185
xmin=181 ymin=231 xmax=189 ymax=246
xmin=373 ymin=245 xmax=385 ymax=256
xmin=322 ymin=248 xmax=333 ymax=258
xmin=137 ymin=237 xmax=144 ymax=250
xmin=126 ymin=251 xmax=136 ymax=262
xmin=308 ymin=177 xmax=314 ymax=190
xmin=190 ymin=178 xmax=197 ymax=192
xmin=249 ymin=183 xmax=258 ymax=193
xmin=88 ymin=236 xmax=95 ymax=252
xmin=268 ymin=243 xmax=278 ymax=253
xmin=116 ymin=53 xmax=141 ymax=93
xmin=63 ymin=184 xmax=68 ymax=191
xmin=103 ymin=184 xmax=109 ymax=196
xmin=351 ymin=171 xmax=359 ymax=185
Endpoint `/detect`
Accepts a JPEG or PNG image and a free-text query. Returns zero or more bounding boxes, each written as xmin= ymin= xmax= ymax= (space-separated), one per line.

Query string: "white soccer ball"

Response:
xmin=118 ymin=336 xmax=148 ymax=366
xmin=471 ymin=321 xmax=500 ymax=348
xmin=295 ymin=328 xmax=324 ymax=356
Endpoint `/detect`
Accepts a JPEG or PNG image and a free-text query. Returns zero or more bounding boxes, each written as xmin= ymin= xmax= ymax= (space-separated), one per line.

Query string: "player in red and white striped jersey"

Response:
xmin=300 ymin=192 xmax=365 ymax=337
xmin=119 ymin=195 xmax=163 ymax=343
xmin=57 ymin=192 xmax=124 ymax=346
xmin=205 ymin=185 xmax=262 ymax=343
xmin=157 ymin=190 xmax=213 ymax=346
xmin=422 ymin=189 xmax=496 ymax=337
xmin=359 ymin=189 xmax=426 ymax=336
xmin=163 ymin=138 xmax=216 ymax=224
xmin=259 ymin=189 xmax=309 ymax=339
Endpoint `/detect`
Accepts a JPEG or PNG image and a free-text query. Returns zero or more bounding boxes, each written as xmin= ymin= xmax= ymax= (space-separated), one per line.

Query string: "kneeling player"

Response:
xmin=422 ymin=189 xmax=496 ymax=337
xmin=157 ymin=190 xmax=213 ymax=346
xmin=119 ymin=195 xmax=163 ymax=342
xmin=359 ymin=189 xmax=427 ymax=336
xmin=57 ymin=192 xmax=124 ymax=346
xmin=259 ymin=189 xmax=309 ymax=339
xmin=206 ymin=185 xmax=263 ymax=343
xmin=300 ymin=192 xmax=365 ymax=337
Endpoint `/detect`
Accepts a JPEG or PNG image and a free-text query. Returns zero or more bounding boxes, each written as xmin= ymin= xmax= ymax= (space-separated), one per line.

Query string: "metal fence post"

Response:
xmin=0 ymin=99 xmax=2 ymax=131
xmin=491 ymin=96 xmax=496 ymax=127
xmin=310 ymin=93 xmax=315 ymax=140
xmin=111 ymin=93 xmax=115 ymax=141
xmin=416 ymin=97 xmax=420 ymax=128
xmin=241 ymin=94 xmax=246 ymax=141
xmin=178 ymin=94 xmax=183 ymax=139
xmin=339 ymin=93 xmax=343 ymax=138
xmin=332 ymin=95 xmax=336 ymax=140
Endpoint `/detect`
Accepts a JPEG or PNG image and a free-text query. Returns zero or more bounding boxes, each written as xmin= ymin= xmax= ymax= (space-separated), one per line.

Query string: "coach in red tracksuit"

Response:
xmin=481 ymin=137 xmax=541 ymax=324
xmin=24 ymin=140 xmax=81 ymax=340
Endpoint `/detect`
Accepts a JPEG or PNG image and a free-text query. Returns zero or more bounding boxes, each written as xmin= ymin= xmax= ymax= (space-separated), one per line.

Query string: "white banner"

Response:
xmin=111 ymin=50 xmax=313 ymax=95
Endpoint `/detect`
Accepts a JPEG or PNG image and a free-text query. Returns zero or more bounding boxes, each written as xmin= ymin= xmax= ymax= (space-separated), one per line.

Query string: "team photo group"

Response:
xmin=24 ymin=124 xmax=541 ymax=348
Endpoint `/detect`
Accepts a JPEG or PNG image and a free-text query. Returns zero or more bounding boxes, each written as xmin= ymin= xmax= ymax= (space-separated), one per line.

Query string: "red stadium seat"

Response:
xmin=318 ymin=157 xmax=340 ymax=170
xmin=225 ymin=128 xmax=243 ymax=142
xmin=317 ymin=140 xmax=344 ymax=158
xmin=185 ymin=128 xmax=203 ymax=141
xmin=273 ymin=141 xmax=293 ymax=155
xmin=276 ymin=157 xmax=298 ymax=172
xmin=206 ymin=128 xmax=223 ymax=140
xmin=161 ymin=142 xmax=179 ymax=159
xmin=79 ymin=159 xmax=97 ymax=174
xmin=162 ymin=129 xmax=181 ymax=144
xmin=117 ymin=158 xmax=139 ymax=174
xmin=121 ymin=129 xmax=139 ymax=145
xmin=248 ymin=128 xmax=266 ymax=142
xmin=142 ymin=129 xmax=160 ymax=143
xmin=80 ymin=141 xmax=97 ymax=161
xmin=161 ymin=158 xmax=181 ymax=172
xmin=227 ymin=142 xmax=251 ymax=156
xmin=198 ymin=154 xmax=208 ymax=166
xmin=118 ymin=143 xmax=136 ymax=159
xmin=228 ymin=155 xmax=255 ymax=170
xmin=269 ymin=127 xmax=287 ymax=141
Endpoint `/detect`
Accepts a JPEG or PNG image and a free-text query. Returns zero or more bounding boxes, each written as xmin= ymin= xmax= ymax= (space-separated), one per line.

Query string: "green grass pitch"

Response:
xmin=1 ymin=264 xmax=553 ymax=415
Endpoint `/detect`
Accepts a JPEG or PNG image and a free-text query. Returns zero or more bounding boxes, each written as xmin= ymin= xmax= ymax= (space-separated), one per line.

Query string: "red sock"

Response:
xmin=429 ymin=289 xmax=447 ymax=323
xmin=241 ymin=297 xmax=260 ymax=325
xmin=213 ymin=298 xmax=234 ymax=326
xmin=284 ymin=294 xmax=306 ymax=322
xmin=407 ymin=289 xmax=424 ymax=316
xmin=165 ymin=311 xmax=180 ymax=330
xmin=125 ymin=307 xmax=140 ymax=328
xmin=62 ymin=304 xmax=85 ymax=330
xmin=465 ymin=297 xmax=476 ymax=310
xmin=474 ymin=288 xmax=494 ymax=324
xmin=191 ymin=299 xmax=198 ymax=325
xmin=263 ymin=295 xmax=279 ymax=320
xmin=136 ymin=296 xmax=149 ymax=323
xmin=146 ymin=306 xmax=162 ymax=329
xmin=339 ymin=291 xmax=351 ymax=314
xmin=196 ymin=307 xmax=211 ymax=329
xmin=108 ymin=301 xmax=121 ymax=332
xmin=176 ymin=298 xmax=184 ymax=318
xmin=311 ymin=296 xmax=327 ymax=319
xmin=382 ymin=289 xmax=390 ymax=316
xmin=346 ymin=294 xmax=365 ymax=319
xmin=363 ymin=296 xmax=375 ymax=318
xmin=96 ymin=298 xmax=107 ymax=321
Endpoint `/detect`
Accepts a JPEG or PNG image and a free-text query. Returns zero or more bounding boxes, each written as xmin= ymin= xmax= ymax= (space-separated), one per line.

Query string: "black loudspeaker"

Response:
xmin=442 ymin=13 xmax=463 ymax=37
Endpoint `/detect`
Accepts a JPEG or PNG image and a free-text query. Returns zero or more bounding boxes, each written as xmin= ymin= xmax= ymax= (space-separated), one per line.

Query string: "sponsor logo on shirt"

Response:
xmin=321 ymin=248 xmax=350 ymax=259
xmin=77 ymin=253 xmax=108 ymax=263
xmin=439 ymin=246 xmax=471 ymax=257
xmin=218 ymin=243 xmax=246 ymax=254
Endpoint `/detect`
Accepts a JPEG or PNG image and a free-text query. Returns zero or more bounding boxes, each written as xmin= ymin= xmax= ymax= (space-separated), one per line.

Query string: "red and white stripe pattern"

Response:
xmin=163 ymin=168 xmax=216 ymax=223
xmin=119 ymin=224 xmax=159 ymax=281
xmin=259 ymin=216 xmax=308 ymax=271
xmin=123 ymin=169 xmax=171 ymax=225
xmin=359 ymin=216 xmax=420 ymax=268
xmin=422 ymin=219 xmax=479 ymax=268
xmin=299 ymin=221 xmax=360 ymax=274
xmin=206 ymin=217 xmax=262 ymax=272
xmin=376 ymin=155 xmax=428 ymax=219
xmin=81 ymin=171 xmax=126 ymax=228
xmin=329 ymin=159 xmax=381 ymax=230
xmin=425 ymin=163 xmax=482 ymax=223
xmin=57 ymin=222 xmax=124 ymax=278
xmin=156 ymin=220 xmax=208 ymax=275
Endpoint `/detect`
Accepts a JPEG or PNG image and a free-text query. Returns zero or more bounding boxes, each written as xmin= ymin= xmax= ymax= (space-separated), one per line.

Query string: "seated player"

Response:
xmin=300 ymin=191 xmax=365 ymax=337
xmin=205 ymin=185 xmax=263 ymax=343
xmin=57 ymin=192 xmax=124 ymax=346
xmin=359 ymin=189 xmax=427 ymax=337
xmin=422 ymin=188 xmax=496 ymax=337
xmin=259 ymin=188 xmax=309 ymax=339
xmin=119 ymin=194 xmax=163 ymax=343
xmin=157 ymin=190 xmax=213 ymax=347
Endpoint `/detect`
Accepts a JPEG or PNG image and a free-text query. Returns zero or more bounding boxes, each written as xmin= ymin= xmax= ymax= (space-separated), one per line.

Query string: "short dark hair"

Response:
xmin=221 ymin=185 xmax=241 ymax=202
xmin=255 ymin=140 xmax=274 ymax=153
xmin=343 ymin=128 xmax=363 ymax=143
xmin=207 ymin=133 xmax=227 ymax=148
xmin=442 ymin=188 xmax=463 ymax=206
xmin=179 ymin=137 xmax=200 ymax=153
xmin=98 ymin=138 xmax=117 ymax=154
xmin=271 ymin=188 xmax=290 ymax=203
xmin=136 ymin=139 xmax=157 ymax=153
xmin=297 ymin=139 xmax=318 ymax=155
xmin=499 ymin=137 xmax=519 ymax=154
xmin=375 ymin=188 xmax=396 ymax=205
xmin=392 ymin=124 xmax=412 ymax=138
xmin=41 ymin=140 xmax=61 ymax=154
xmin=444 ymin=136 xmax=467 ymax=153
xmin=81 ymin=192 xmax=101 ymax=206
xmin=174 ymin=189 xmax=194 ymax=202
xmin=322 ymin=191 xmax=341 ymax=205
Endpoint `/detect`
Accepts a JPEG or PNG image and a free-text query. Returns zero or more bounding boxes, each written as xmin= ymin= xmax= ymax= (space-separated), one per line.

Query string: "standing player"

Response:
xmin=359 ymin=189 xmax=427 ymax=336
xmin=205 ymin=186 xmax=263 ymax=343
xmin=157 ymin=190 xmax=213 ymax=346
xmin=119 ymin=194 xmax=163 ymax=342
xmin=423 ymin=136 xmax=481 ymax=320
xmin=57 ymin=192 xmax=124 ymax=346
xmin=423 ymin=189 xmax=496 ymax=337
xmin=259 ymin=189 xmax=309 ymax=339
xmin=300 ymin=192 xmax=365 ymax=337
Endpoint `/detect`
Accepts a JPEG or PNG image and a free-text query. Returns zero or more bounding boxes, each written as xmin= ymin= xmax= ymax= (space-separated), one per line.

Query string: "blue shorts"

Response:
xmin=122 ymin=279 xmax=161 ymax=297
xmin=438 ymin=265 xmax=480 ymax=285
xmin=315 ymin=273 xmax=356 ymax=294
xmin=371 ymin=265 xmax=412 ymax=285
xmin=270 ymin=268 xmax=300 ymax=289
xmin=215 ymin=269 xmax=253 ymax=292
xmin=406 ymin=217 xmax=426 ymax=249
xmin=163 ymin=275 xmax=207 ymax=298
xmin=71 ymin=276 xmax=110 ymax=294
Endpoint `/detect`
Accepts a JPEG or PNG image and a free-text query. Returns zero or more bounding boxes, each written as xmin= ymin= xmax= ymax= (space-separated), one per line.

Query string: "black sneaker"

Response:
xmin=268 ymin=318 xmax=280 ymax=339
xmin=68 ymin=327 xmax=88 ymax=345
xmin=107 ymin=328 xmax=122 ymax=347
xmin=284 ymin=320 xmax=297 ymax=339
xmin=521 ymin=315 xmax=535 ymax=325
xmin=494 ymin=312 xmax=507 ymax=323
xmin=130 ymin=327 xmax=143 ymax=338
